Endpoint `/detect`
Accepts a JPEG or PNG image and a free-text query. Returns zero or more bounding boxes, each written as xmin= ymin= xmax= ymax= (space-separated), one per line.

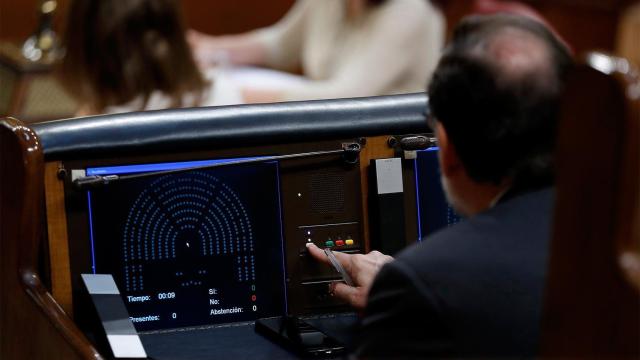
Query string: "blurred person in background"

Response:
xmin=188 ymin=0 xmax=445 ymax=103
xmin=60 ymin=0 xmax=242 ymax=115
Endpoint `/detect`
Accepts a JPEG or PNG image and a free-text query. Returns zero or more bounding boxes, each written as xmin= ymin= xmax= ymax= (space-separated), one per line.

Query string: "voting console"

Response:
xmin=1 ymin=93 xmax=460 ymax=359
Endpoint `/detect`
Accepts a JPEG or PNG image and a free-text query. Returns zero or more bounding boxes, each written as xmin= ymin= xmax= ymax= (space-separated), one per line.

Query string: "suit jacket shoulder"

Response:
xmin=356 ymin=187 xmax=555 ymax=358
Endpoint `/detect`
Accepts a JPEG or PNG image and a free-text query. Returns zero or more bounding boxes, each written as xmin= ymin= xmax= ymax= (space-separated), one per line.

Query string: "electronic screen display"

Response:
xmin=86 ymin=159 xmax=287 ymax=332
xmin=415 ymin=148 xmax=461 ymax=239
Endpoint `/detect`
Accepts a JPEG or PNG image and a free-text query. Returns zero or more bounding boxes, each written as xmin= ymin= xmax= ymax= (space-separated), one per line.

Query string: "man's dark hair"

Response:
xmin=428 ymin=14 xmax=573 ymax=187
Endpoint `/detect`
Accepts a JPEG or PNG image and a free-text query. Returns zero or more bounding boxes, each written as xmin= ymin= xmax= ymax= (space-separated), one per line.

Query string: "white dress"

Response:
xmin=103 ymin=68 xmax=244 ymax=114
xmin=253 ymin=0 xmax=445 ymax=101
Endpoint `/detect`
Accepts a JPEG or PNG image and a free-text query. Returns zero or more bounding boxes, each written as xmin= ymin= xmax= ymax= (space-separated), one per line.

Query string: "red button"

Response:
xmin=335 ymin=240 xmax=345 ymax=246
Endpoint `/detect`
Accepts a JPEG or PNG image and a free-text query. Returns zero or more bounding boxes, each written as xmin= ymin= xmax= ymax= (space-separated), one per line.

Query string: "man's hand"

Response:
xmin=305 ymin=243 xmax=393 ymax=310
xmin=187 ymin=29 xmax=268 ymax=69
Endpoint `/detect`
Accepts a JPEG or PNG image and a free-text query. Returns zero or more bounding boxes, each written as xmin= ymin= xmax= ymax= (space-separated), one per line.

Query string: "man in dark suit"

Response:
xmin=307 ymin=14 xmax=573 ymax=357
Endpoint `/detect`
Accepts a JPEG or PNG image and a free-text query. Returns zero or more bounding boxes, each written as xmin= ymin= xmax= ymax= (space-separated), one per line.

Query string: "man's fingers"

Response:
xmin=331 ymin=282 xmax=366 ymax=310
xmin=305 ymin=243 xmax=331 ymax=265
xmin=305 ymin=243 xmax=354 ymax=274
xmin=331 ymin=250 xmax=354 ymax=273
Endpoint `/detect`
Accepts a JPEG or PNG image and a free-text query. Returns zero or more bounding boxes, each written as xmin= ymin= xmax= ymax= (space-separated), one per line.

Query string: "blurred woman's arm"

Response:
xmin=188 ymin=0 xmax=311 ymax=70
xmin=188 ymin=30 xmax=269 ymax=67
xmin=243 ymin=0 xmax=445 ymax=103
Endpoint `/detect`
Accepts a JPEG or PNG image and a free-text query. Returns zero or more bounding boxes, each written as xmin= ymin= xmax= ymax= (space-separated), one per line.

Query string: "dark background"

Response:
xmin=0 ymin=0 xmax=636 ymax=56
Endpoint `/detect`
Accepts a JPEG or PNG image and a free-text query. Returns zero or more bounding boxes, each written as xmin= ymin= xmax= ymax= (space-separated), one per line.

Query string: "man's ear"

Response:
xmin=436 ymin=122 xmax=463 ymax=177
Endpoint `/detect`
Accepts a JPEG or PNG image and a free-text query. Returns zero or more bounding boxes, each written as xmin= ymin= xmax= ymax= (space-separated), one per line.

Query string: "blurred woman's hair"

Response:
xmin=60 ymin=0 xmax=206 ymax=112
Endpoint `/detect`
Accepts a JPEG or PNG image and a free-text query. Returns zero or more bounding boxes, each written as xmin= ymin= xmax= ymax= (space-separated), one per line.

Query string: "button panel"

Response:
xmin=298 ymin=222 xmax=361 ymax=282
xmin=299 ymin=222 xmax=360 ymax=252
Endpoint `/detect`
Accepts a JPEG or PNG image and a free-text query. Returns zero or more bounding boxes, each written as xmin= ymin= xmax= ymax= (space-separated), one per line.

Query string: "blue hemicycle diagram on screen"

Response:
xmin=122 ymin=171 xmax=255 ymax=292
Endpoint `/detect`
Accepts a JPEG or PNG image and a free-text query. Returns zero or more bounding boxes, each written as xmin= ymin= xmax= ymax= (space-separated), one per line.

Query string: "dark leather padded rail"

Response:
xmin=32 ymin=93 xmax=428 ymax=161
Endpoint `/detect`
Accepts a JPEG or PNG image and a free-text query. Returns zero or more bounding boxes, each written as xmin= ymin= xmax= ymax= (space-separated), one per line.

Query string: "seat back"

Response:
xmin=541 ymin=53 xmax=640 ymax=357
xmin=0 ymin=117 xmax=104 ymax=359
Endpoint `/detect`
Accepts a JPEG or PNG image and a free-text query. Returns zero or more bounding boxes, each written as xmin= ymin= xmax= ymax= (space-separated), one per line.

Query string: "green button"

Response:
xmin=325 ymin=241 xmax=335 ymax=247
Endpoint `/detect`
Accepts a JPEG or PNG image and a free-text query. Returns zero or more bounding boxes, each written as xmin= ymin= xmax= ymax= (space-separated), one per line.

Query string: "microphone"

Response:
xmin=73 ymin=143 xmax=362 ymax=190
xmin=399 ymin=136 xmax=437 ymax=151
